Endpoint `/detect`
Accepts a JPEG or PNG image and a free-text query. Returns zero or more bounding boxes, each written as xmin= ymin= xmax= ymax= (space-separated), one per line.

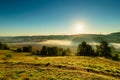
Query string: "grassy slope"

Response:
xmin=0 ymin=50 xmax=120 ymax=80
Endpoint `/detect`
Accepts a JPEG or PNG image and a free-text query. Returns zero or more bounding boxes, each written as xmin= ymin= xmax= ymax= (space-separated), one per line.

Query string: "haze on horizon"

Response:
xmin=0 ymin=0 xmax=120 ymax=36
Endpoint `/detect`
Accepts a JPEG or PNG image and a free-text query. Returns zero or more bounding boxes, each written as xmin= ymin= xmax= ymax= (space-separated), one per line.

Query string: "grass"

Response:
xmin=0 ymin=50 xmax=120 ymax=80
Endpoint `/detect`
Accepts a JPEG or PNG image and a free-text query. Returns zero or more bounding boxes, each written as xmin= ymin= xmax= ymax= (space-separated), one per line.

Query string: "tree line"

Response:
xmin=0 ymin=41 xmax=119 ymax=61
xmin=37 ymin=46 xmax=71 ymax=56
xmin=16 ymin=40 xmax=119 ymax=60
xmin=77 ymin=41 xmax=119 ymax=60
xmin=16 ymin=46 xmax=32 ymax=52
xmin=14 ymin=45 xmax=71 ymax=56
xmin=0 ymin=42 xmax=9 ymax=50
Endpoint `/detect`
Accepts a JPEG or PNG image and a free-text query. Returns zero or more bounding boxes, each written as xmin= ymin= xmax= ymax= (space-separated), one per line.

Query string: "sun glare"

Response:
xmin=73 ymin=23 xmax=85 ymax=34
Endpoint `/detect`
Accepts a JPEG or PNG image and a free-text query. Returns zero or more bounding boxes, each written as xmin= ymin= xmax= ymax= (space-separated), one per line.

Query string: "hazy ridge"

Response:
xmin=0 ymin=32 xmax=120 ymax=43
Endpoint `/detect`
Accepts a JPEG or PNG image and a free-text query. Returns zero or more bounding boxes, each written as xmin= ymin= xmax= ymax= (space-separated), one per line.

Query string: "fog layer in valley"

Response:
xmin=39 ymin=40 xmax=72 ymax=46
xmin=110 ymin=43 xmax=120 ymax=49
xmin=8 ymin=40 xmax=120 ymax=50
xmin=8 ymin=40 xmax=72 ymax=46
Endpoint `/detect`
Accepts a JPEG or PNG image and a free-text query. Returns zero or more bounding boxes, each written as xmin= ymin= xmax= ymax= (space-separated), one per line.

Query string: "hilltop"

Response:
xmin=0 ymin=50 xmax=120 ymax=80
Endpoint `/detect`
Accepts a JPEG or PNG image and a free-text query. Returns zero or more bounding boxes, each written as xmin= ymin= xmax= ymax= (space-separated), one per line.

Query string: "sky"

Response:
xmin=0 ymin=0 xmax=120 ymax=36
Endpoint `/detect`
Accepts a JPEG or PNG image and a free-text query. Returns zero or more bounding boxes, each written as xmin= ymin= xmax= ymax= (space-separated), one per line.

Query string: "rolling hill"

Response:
xmin=0 ymin=50 xmax=120 ymax=80
xmin=0 ymin=32 xmax=120 ymax=43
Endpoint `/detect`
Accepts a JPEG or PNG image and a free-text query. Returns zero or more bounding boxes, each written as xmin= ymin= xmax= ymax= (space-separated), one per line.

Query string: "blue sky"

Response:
xmin=0 ymin=0 xmax=120 ymax=36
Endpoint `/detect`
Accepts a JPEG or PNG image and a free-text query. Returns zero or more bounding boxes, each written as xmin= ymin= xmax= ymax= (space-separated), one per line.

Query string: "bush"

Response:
xmin=2 ymin=54 xmax=12 ymax=62
xmin=113 ymin=54 xmax=119 ymax=61
xmin=5 ymin=54 xmax=12 ymax=59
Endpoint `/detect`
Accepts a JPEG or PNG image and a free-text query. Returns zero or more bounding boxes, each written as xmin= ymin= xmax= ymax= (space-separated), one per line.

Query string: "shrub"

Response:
xmin=2 ymin=54 xmax=12 ymax=62
xmin=5 ymin=54 xmax=12 ymax=59
xmin=113 ymin=54 xmax=119 ymax=61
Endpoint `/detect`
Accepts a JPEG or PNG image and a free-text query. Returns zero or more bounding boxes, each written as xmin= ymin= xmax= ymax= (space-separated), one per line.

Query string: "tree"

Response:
xmin=47 ymin=47 xmax=58 ymax=56
xmin=40 ymin=46 xmax=68 ymax=56
xmin=65 ymin=48 xmax=71 ymax=56
xmin=95 ymin=45 xmax=101 ymax=56
xmin=77 ymin=41 xmax=86 ymax=56
xmin=62 ymin=50 xmax=66 ymax=56
xmin=47 ymin=47 xmax=53 ymax=56
xmin=57 ymin=48 xmax=64 ymax=56
xmin=96 ymin=41 xmax=112 ymax=58
xmin=17 ymin=48 xmax=22 ymax=52
xmin=0 ymin=42 xmax=2 ymax=49
xmin=27 ymin=46 xmax=32 ymax=52
xmin=41 ymin=46 xmax=48 ymax=56
xmin=77 ymin=41 xmax=94 ymax=56
xmin=0 ymin=42 xmax=9 ymax=50
xmin=2 ymin=44 xmax=9 ymax=50
xmin=86 ymin=44 xmax=94 ymax=56
xmin=22 ymin=46 xmax=32 ymax=52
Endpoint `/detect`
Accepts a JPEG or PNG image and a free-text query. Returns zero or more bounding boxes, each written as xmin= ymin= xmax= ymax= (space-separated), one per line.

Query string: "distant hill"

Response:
xmin=106 ymin=32 xmax=120 ymax=43
xmin=109 ymin=32 xmax=120 ymax=36
xmin=0 ymin=32 xmax=120 ymax=43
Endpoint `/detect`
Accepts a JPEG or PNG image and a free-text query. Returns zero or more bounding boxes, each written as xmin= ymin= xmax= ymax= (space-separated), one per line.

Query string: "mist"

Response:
xmin=110 ymin=43 xmax=120 ymax=49
xmin=7 ymin=40 xmax=120 ymax=51
xmin=39 ymin=40 xmax=72 ymax=46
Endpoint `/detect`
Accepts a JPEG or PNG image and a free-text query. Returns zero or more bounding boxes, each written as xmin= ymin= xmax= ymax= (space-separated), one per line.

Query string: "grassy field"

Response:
xmin=0 ymin=50 xmax=120 ymax=80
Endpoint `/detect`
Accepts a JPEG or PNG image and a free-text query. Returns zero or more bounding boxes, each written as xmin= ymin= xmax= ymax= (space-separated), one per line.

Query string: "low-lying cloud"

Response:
xmin=8 ymin=40 xmax=120 ymax=50
xmin=39 ymin=40 xmax=72 ymax=46
xmin=110 ymin=43 xmax=120 ymax=49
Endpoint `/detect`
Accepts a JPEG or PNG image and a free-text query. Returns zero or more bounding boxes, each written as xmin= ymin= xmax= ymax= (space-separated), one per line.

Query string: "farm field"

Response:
xmin=0 ymin=50 xmax=120 ymax=80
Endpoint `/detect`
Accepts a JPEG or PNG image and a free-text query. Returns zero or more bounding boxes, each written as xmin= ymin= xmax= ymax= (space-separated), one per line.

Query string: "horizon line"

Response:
xmin=0 ymin=32 xmax=119 ymax=37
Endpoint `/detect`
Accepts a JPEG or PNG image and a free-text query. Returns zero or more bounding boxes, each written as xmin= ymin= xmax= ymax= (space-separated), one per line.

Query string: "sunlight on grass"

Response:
xmin=0 ymin=50 xmax=120 ymax=80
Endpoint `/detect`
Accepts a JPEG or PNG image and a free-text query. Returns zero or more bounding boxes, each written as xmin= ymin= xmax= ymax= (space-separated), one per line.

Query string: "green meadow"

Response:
xmin=0 ymin=50 xmax=120 ymax=80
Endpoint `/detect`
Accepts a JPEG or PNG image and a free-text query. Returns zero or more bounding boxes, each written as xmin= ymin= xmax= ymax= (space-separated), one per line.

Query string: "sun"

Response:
xmin=73 ymin=23 xmax=84 ymax=34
